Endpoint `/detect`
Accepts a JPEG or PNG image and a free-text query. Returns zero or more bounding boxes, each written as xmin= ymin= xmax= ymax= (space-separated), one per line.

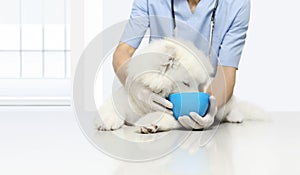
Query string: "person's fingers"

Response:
xmin=178 ymin=116 xmax=194 ymax=129
xmin=189 ymin=96 xmax=217 ymax=128
xmin=184 ymin=117 xmax=204 ymax=129
xmin=190 ymin=112 xmax=214 ymax=128
xmin=208 ymin=96 xmax=218 ymax=116
xmin=179 ymin=116 xmax=203 ymax=129
xmin=151 ymin=93 xmax=173 ymax=109
xmin=150 ymin=101 xmax=173 ymax=115
xmin=209 ymin=95 xmax=216 ymax=102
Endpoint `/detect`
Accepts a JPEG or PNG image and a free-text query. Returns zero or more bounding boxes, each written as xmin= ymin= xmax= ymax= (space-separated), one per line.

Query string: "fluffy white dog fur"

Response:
xmin=95 ymin=38 xmax=265 ymax=133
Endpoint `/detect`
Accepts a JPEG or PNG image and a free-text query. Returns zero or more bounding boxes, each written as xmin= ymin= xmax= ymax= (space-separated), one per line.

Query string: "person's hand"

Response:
xmin=178 ymin=96 xmax=218 ymax=129
xmin=125 ymin=78 xmax=173 ymax=114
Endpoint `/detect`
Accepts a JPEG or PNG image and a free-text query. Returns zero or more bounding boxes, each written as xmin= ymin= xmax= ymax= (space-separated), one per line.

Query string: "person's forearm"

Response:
xmin=112 ymin=42 xmax=135 ymax=85
xmin=205 ymin=66 xmax=236 ymax=108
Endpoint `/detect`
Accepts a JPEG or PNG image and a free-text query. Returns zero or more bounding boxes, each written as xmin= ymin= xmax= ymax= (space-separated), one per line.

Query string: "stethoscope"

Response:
xmin=171 ymin=0 xmax=219 ymax=57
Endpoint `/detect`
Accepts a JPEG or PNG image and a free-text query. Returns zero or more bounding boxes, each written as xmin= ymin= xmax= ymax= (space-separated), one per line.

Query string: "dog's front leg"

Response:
xmin=135 ymin=112 xmax=182 ymax=134
xmin=96 ymin=96 xmax=125 ymax=131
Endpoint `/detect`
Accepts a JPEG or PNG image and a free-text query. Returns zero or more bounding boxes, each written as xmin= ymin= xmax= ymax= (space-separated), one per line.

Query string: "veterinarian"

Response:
xmin=113 ymin=0 xmax=250 ymax=129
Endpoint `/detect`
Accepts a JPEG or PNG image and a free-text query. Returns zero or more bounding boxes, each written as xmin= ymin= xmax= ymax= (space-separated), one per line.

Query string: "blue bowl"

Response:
xmin=168 ymin=92 xmax=210 ymax=120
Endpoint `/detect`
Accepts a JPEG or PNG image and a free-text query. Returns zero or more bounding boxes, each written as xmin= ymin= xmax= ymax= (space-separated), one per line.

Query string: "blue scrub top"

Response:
xmin=120 ymin=0 xmax=250 ymax=69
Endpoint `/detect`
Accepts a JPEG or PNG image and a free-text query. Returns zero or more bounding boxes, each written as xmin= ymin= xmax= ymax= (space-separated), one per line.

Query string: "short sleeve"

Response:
xmin=120 ymin=0 xmax=149 ymax=49
xmin=218 ymin=0 xmax=251 ymax=68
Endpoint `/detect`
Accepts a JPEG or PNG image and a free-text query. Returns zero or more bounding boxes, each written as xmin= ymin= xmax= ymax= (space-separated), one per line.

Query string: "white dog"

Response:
xmin=95 ymin=38 xmax=265 ymax=133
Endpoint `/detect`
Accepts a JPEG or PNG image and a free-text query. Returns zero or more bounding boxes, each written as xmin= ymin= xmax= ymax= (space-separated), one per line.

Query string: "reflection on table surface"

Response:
xmin=91 ymin=113 xmax=300 ymax=175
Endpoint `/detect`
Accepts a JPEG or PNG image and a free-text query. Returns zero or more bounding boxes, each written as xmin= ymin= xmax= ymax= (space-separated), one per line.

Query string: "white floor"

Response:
xmin=0 ymin=106 xmax=300 ymax=175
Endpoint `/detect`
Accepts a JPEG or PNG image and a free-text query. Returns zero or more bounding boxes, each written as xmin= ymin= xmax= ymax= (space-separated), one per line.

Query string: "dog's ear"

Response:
xmin=159 ymin=46 xmax=180 ymax=74
xmin=160 ymin=56 xmax=179 ymax=74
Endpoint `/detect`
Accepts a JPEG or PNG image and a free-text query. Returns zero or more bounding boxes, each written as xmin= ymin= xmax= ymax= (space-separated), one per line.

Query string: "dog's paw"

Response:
xmin=140 ymin=124 xmax=159 ymax=134
xmin=226 ymin=116 xmax=243 ymax=123
xmin=225 ymin=109 xmax=244 ymax=123
xmin=95 ymin=113 xmax=124 ymax=131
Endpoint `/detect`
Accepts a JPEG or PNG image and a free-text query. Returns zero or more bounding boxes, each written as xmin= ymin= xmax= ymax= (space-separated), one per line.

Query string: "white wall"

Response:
xmin=80 ymin=0 xmax=300 ymax=111
xmin=78 ymin=0 xmax=135 ymax=107
xmin=235 ymin=0 xmax=300 ymax=111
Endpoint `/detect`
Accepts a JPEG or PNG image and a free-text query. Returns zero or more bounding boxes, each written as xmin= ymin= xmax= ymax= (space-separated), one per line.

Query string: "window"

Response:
xmin=0 ymin=0 xmax=71 ymax=105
